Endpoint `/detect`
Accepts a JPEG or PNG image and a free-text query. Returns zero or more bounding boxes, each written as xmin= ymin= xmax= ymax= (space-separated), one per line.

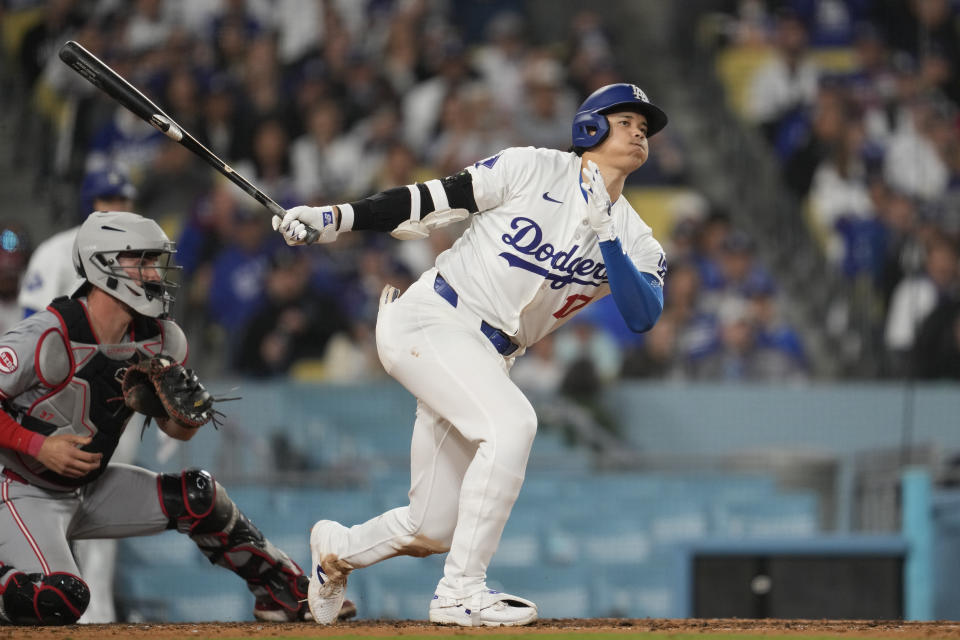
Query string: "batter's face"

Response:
xmin=599 ymin=111 xmax=649 ymax=173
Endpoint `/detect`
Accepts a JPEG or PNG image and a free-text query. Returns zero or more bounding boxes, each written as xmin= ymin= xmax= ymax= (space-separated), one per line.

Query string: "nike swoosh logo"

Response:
xmin=542 ymin=192 xmax=563 ymax=204
xmin=316 ymin=565 xmax=326 ymax=584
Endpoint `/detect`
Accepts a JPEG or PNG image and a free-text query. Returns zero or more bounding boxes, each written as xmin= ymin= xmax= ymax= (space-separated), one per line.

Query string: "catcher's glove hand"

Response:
xmin=122 ymin=356 xmax=216 ymax=429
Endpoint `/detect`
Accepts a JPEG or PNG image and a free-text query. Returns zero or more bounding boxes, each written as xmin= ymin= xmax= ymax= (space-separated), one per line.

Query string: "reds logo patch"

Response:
xmin=0 ymin=346 xmax=18 ymax=374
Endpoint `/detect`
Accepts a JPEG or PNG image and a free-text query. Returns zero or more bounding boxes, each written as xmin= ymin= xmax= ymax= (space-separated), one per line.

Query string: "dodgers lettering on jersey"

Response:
xmin=435 ymin=147 xmax=665 ymax=347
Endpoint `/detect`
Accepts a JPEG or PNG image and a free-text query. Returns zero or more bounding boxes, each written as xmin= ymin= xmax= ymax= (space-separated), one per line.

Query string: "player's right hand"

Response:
xmin=36 ymin=434 xmax=102 ymax=478
xmin=272 ymin=205 xmax=339 ymax=245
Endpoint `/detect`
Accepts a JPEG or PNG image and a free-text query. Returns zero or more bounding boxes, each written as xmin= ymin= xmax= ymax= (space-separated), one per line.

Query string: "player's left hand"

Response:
xmin=272 ymin=205 xmax=339 ymax=245
xmin=581 ymin=160 xmax=615 ymax=242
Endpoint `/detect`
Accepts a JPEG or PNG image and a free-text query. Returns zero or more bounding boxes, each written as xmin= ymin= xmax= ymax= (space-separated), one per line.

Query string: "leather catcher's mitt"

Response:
xmin=122 ymin=356 xmax=214 ymax=428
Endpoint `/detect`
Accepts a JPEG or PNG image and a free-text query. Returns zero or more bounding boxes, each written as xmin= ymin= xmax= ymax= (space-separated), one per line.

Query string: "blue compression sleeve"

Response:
xmin=598 ymin=238 xmax=664 ymax=333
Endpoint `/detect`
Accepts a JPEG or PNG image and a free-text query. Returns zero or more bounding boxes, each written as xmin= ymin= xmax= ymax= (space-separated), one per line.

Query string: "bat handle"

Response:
xmin=302 ymin=225 xmax=321 ymax=244
xmin=266 ymin=200 xmax=320 ymax=245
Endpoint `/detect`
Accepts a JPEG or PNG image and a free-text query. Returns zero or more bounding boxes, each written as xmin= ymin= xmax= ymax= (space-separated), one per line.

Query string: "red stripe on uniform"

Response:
xmin=1 ymin=479 xmax=50 ymax=574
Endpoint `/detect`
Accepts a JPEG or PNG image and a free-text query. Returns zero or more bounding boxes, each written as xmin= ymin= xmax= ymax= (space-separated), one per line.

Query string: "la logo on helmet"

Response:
xmin=631 ymin=85 xmax=647 ymax=102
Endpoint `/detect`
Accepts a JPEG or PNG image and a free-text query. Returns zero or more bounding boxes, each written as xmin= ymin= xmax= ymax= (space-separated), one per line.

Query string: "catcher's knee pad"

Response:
xmin=159 ymin=468 xmax=235 ymax=534
xmin=0 ymin=566 xmax=89 ymax=625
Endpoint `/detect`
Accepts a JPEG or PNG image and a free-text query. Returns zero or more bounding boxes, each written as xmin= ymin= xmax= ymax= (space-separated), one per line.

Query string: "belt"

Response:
xmin=433 ymin=274 xmax=519 ymax=356
xmin=2 ymin=468 xmax=27 ymax=484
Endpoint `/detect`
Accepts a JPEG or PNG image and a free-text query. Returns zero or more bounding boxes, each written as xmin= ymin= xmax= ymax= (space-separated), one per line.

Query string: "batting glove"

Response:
xmin=272 ymin=206 xmax=338 ymax=245
xmin=580 ymin=160 xmax=615 ymax=242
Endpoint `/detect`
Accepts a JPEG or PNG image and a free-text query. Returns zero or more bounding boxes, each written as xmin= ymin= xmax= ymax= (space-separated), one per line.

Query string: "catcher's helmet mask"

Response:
xmin=572 ymin=83 xmax=668 ymax=150
xmin=72 ymin=211 xmax=180 ymax=318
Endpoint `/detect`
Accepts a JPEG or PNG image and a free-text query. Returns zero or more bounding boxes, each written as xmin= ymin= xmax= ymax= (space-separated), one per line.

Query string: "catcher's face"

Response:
xmin=117 ymin=253 xmax=162 ymax=284
xmin=115 ymin=249 xmax=179 ymax=306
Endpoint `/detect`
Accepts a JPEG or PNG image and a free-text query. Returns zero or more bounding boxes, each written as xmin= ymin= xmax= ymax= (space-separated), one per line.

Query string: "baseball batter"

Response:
xmin=275 ymin=83 xmax=668 ymax=626
xmin=0 ymin=211 xmax=330 ymax=624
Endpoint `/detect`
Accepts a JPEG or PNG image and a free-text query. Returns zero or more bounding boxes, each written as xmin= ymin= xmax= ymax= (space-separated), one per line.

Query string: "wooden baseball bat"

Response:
xmin=58 ymin=40 xmax=319 ymax=243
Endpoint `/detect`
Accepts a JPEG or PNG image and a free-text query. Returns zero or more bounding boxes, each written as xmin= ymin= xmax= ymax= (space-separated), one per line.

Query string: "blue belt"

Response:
xmin=433 ymin=274 xmax=519 ymax=356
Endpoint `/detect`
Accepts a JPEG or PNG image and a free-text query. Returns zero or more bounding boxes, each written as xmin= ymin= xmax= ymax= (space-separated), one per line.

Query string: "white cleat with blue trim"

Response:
xmin=428 ymin=588 xmax=538 ymax=627
xmin=307 ymin=520 xmax=353 ymax=624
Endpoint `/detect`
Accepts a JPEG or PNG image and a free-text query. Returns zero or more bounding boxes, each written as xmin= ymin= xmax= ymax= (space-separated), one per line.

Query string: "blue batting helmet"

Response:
xmin=572 ymin=83 xmax=668 ymax=149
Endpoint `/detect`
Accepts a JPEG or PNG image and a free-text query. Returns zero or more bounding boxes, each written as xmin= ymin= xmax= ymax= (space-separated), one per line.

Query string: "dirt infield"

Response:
xmin=2 ymin=619 xmax=960 ymax=640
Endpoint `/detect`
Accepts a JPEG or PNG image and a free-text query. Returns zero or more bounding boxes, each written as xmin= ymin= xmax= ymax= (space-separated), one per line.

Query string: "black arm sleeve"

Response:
xmin=348 ymin=170 xmax=479 ymax=232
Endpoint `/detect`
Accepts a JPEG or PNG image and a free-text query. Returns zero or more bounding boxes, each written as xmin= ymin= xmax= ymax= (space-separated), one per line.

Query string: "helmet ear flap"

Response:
xmin=571 ymin=112 xmax=610 ymax=149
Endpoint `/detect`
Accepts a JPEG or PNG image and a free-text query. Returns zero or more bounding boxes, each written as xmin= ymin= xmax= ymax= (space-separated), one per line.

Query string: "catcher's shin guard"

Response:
xmin=158 ymin=469 xmax=308 ymax=620
xmin=0 ymin=565 xmax=89 ymax=625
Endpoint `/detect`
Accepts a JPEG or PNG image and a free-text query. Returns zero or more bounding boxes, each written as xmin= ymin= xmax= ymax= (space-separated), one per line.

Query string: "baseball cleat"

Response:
xmin=428 ymin=588 xmax=538 ymax=627
xmin=254 ymin=597 xmax=357 ymax=622
xmin=307 ymin=520 xmax=353 ymax=624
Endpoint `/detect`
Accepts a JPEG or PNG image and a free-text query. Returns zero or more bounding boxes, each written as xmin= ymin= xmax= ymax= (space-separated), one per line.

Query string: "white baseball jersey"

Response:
xmin=436 ymin=146 xmax=665 ymax=347
xmin=17 ymin=227 xmax=83 ymax=313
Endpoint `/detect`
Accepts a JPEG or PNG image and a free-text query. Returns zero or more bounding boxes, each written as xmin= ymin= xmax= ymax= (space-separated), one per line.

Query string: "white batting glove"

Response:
xmin=580 ymin=160 xmax=615 ymax=242
xmin=271 ymin=205 xmax=338 ymax=245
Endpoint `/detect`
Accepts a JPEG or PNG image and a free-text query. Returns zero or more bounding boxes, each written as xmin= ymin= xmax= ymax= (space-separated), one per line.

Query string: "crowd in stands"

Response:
xmin=19 ymin=0 xmax=960 ymax=384
xmin=706 ymin=0 xmax=960 ymax=378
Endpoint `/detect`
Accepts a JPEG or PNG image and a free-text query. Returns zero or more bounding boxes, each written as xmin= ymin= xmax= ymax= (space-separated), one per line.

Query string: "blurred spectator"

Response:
xmin=555 ymin=320 xmax=623 ymax=386
xmin=666 ymin=259 xmax=720 ymax=364
xmin=783 ymin=82 xmax=848 ymax=197
xmin=85 ymin=104 xmax=166 ymax=180
xmin=745 ymin=9 xmax=821 ymax=146
xmin=510 ymin=334 xmax=565 ymax=393
xmin=807 ymin=108 xmax=874 ymax=266
xmin=17 ymin=0 xmax=82 ymax=90
xmin=206 ymin=205 xmax=283 ymax=350
xmin=566 ymin=9 xmax=617 ymax=96
xmin=473 ymin=10 xmax=528 ymax=118
xmin=875 ymin=0 xmax=960 ymax=105
xmin=209 ymin=0 xmax=266 ymax=81
xmin=235 ymin=250 xmax=350 ymax=377
xmin=882 ymin=97 xmax=954 ymax=203
xmin=428 ymin=82 xmax=512 ymax=176
xmin=913 ymin=297 xmax=960 ymax=379
xmin=688 ymin=296 xmax=790 ymax=381
xmin=291 ymin=99 xmax=349 ymax=201
xmin=708 ymin=229 xmax=775 ymax=304
xmin=136 ymin=143 xmax=212 ymax=225
xmin=402 ymin=38 xmax=478 ymax=154
xmin=0 ymin=227 xmax=29 ymax=334
xmin=515 ymin=56 xmax=578 ymax=150
xmin=884 ymin=234 xmax=960 ymax=374
xmin=196 ymin=73 xmax=244 ymax=161
xmin=232 ymin=116 xmax=300 ymax=208
xmin=692 ymin=210 xmax=732 ymax=291
xmin=124 ymin=0 xmax=175 ymax=53
xmin=745 ymin=276 xmax=808 ymax=380
xmin=620 ymin=314 xmax=685 ymax=380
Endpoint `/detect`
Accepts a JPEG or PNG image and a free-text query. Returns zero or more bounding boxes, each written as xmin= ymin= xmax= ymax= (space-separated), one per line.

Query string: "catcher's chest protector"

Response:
xmin=15 ymin=298 xmax=164 ymax=488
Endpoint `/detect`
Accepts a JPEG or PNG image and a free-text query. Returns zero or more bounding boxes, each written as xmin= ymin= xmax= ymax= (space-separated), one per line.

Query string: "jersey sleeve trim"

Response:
xmin=0 ymin=409 xmax=45 ymax=457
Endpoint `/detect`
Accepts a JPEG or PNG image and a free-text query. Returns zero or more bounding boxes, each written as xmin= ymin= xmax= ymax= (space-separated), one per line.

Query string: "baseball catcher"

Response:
xmin=0 ymin=211 xmax=355 ymax=624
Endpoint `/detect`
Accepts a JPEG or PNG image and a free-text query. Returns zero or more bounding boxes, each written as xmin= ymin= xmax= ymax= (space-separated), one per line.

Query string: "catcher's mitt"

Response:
xmin=122 ymin=356 xmax=216 ymax=428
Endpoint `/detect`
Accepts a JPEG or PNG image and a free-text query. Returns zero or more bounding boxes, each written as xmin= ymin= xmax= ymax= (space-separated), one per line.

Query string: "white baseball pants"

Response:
xmin=335 ymin=268 xmax=536 ymax=599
